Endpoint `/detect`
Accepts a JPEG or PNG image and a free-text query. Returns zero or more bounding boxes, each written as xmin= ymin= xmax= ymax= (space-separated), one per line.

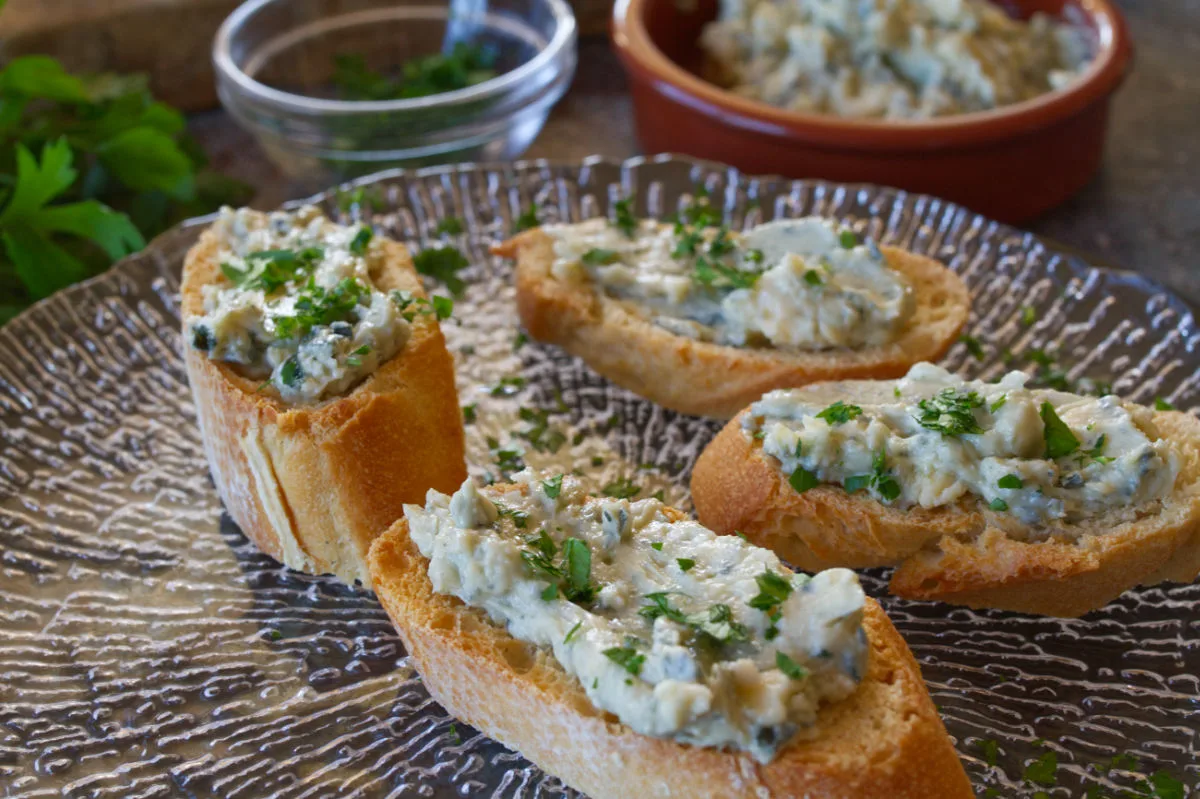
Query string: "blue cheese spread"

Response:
xmin=744 ymin=363 xmax=1179 ymax=527
xmin=187 ymin=206 xmax=417 ymax=404
xmin=546 ymin=215 xmax=913 ymax=350
xmin=406 ymin=470 xmax=869 ymax=762
xmin=701 ymin=0 xmax=1094 ymax=119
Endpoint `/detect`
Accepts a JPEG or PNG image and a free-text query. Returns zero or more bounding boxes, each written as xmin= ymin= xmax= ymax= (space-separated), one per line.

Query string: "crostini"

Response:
xmin=692 ymin=363 xmax=1200 ymax=617
xmin=182 ymin=206 xmax=466 ymax=587
xmin=492 ymin=204 xmax=969 ymax=419
xmin=368 ymin=471 xmax=972 ymax=798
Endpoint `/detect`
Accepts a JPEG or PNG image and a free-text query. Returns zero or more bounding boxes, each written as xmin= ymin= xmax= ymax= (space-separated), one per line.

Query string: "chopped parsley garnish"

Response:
xmin=1021 ymin=305 xmax=1037 ymax=326
xmin=1155 ymin=397 xmax=1176 ymax=411
xmin=960 ymin=335 xmax=985 ymax=361
xmin=708 ymin=227 xmax=735 ymax=257
xmin=562 ymin=538 xmax=596 ymax=603
xmin=671 ymin=224 xmax=704 ymax=258
xmin=612 ymin=198 xmax=638 ymax=238
xmin=349 ymin=226 xmax=373 ymax=255
xmin=893 ymin=386 xmax=902 ymax=398
xmin=412 ymin=245 xmax=469 ymax=296
xmin=495 ymin=503 xmax=530 ymax=529
xmin=488 ymin=440 xmax=523 ymax=473
xmin=462 ymin=404 xmax=477 ymax=423
xmin=524 ymin=528 xmax=556 ymax=559
xmin=431 ymin=295 xmax=453 ymax=320
xmin=540 ymin=584 xmax=558 ymax=601
xmin=602 ymin=477 xmax=640 ymax=499
xmin=775 ymin=651 xmax=808 ymax=680
xmin=676 ymin=558 xmax=695 ymax=572
xmin=581 ymin=248 xmax=620 ymax=266
xmin=639 ymin=593 xmax=748 ymax=644
xmin=815 ymin=401 xmax=863 ymax=426
xmin=749 ymin=569 xmax=793 ymax=611
xmin=564 ymin=620 xmax=582 ymax=643
xmin=1040 ymin=402 xmax=1080 ymax=459
xmin=679 ymin=187 xmax=720 ymax=228
xmin=1023 ymin=750 xmax=1058 ymax=786
xmin=915 ymin=388 xmax=985 ymax=437
xmin=279 ymin=355 xmax=303 ymax=388
xmin=789 ymin=467 xmax=820 ymax=494
xmin=746 ymin=248 xmax=764 ymax=264
xmin=803 ymin=269 xmax=823 ymax=286
xmin=603 ymin=646 xmax=645 ymax=675
xmin=541 ymin=473 xmax=564 ymax=499
xmin=998 ymin=474 xmax=1023 ymax=489
xmin=222 ymin=246 xmax=324 ymax=295
xmin=650 ymin=542 xmax=663 ymax=552
xmin=345 ymin=343 xmax=371 ymax=367
xmin=435 ymin=216 xmax=464 ymax=236
xmin=513 ymin=203 xmax=540 ymax=232
xmin=513 ymin=330 xmax=528 ymax=350
xmin=990 ymin=394 xmax=1008 ymax=413
xmin=693 ymin=256 xmax=759 ymax=290
xmin=490 ymin=375 xmax=526 ymax=396
xmin=517 ymin=407 xmax=567 ymax=453
xmin=838 ymin=229 xmax=858 ymax=248
xmin=988 ymin=498 xmax=1009 ymax=512
xmin=275 ymin=277 xmax=367 ymax=339
xmin=331 ymin=43 xmax=497 ymax=100
xmin=844 ymin=450 xmax=901 ymax=502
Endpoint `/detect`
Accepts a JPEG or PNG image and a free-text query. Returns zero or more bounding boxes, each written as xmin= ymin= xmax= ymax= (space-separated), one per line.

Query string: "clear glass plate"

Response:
xmin=1 ymin=155 xmax=1197 ymax=799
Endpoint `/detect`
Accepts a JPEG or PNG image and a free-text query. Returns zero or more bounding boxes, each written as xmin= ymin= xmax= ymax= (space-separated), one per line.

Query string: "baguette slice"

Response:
xmin=182 ymin=225 xmax=466 ymax=588
xmin=493 ymin=229 xmax=969 ymax=419
xmin=692 ymin=401 xmax=1200 ymax=618
xmin=367 ymin=504 xmax=973 ymax=799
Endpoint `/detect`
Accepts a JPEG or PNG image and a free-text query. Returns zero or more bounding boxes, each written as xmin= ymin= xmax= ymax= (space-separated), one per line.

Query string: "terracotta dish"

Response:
xmin=611 ymin=0 xmax=1132 ymax=223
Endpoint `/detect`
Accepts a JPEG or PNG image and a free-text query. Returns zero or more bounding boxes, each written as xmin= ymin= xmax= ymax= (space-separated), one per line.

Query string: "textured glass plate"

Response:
xmin=1 ymin=155 xmax=1198 ymax=799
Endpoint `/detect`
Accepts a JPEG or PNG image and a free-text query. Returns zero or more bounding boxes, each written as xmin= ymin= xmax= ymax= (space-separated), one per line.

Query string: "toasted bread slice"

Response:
xmin=182 ymin=224 xmax=466 ymax=588
xmin=492 ymin=229 xmax=969 ymax=419
xmin=367 ymin=503 xmax=973 ymax=799
xmin=692 ymin=404 xmax=1200 ymax=618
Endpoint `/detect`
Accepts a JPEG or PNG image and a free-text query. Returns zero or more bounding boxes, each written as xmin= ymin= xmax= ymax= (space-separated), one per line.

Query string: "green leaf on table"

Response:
xmin=0 ymin=140 xmax=78 ymax=224
xmin=97 ymin=127 xmax=195 ymax=199
xmin=34 ymin=201 xmax=144 ymax=260
xmin=0 ymin=56 xmax=88 ymax=102
xmin=1 ymin=223 xmax=89 ymax=298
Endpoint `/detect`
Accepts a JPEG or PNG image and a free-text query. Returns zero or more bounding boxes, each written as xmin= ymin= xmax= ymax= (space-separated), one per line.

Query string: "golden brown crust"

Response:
xmin=182 ymin=227 xmax=467 ymax=588
xmin=692 ymin=408 xmax=1200 ymax=617
xmin=367 ymin=510 xmax=972 ymax=798
xmin=494 ymin=229 xmax=970 ymax=419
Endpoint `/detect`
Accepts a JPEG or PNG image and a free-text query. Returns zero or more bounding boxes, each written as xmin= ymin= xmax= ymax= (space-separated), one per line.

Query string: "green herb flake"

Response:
xmin=789 ymin=467 xmax=820 ymax=494
xmin=540 ymin=583 xmax=559 ymax=601
xmin=490 ymin=375 xmax=527 ymax=397
xmin=1144 ymin=771 xmax=1184 ymax=799
xmin=650 ymin=542 xmax=663 ymax=552
xmin=1155 ymin=397 xmax=1176 ymax=411
xmin=990 ymin=394 xmax=1008 ymax=413
xmin=431 ymin=295 xmax=454 ymax=320
xmin=693 ymin=256 xmax=759 ymax=290
xmin=843 ymin=474 xmax=872 ymax=493
xmin=749 ymin=569 xmax=793 ymax=611
xmin=612 ymin=198 xmax=638 ymax=238
xmin=978 ymin=738 xmax=999 ymax=767
xmin=461 ymin=404 xmax=477 ymax=424
xmin=435 ymin=217 xmax=465 ymax=236
xmin=562 ymin=538 xmax=596 ymax=603
xmin=513 ymin=203 xmax=540 ymax=232
xmin=412 ymin=246 xmax=469 ymax=296
xmin=1022 ymin=750 xmax=1058 ymax=787
xmin=602 ymin=477 xmax=640 ymax=499
xmin=1021 ymin=305 xmax=1037 ymax=326
xmin=988 ymin=498 xmax=1009 ymax=512
xmin=998 ymin=474 xmax=1023 ymax=490
xmin=513 ymin=331 xmax=529 ymax=350
xmin=960 ymin=335 xmax=986 ymax=361
xmin=1040 ymin=402 xmax=1080 ymax=459
xmin=746 ymin=248 xmax=764 ymax=264
xmin=676 ymin=558 xmax=695 ymax=572
xmin=838 ymin=229 xmax=858 ymax=249
xmin=349 ymin=226 xmax=373 ymax=255
xmin=815 ymin=401 xmax=863 ymax=426
xmin=603 ymin=646 xmax=645 ymax=675
xmin=775 ymin=651 xmax=808 ymax=680
xmin=541 ymin=474 xmax=564 ymax=500
xmin=803 ymin=269 xmax=823 ymax=286
xmin=279 ymin=356 xmax=303 ymax=388
xmin=915 ymin=388 xmax=985 ymax=437
xmin=581 ymin=248 xmax=620 ymax=266
xmin=564 ymin=620 xmax=583 ymax=643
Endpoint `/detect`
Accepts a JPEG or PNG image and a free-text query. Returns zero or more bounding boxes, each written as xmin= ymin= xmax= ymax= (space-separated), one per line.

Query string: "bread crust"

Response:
xmin=494 ymin=229 xmax=970 ymax=419
xmin=367 ymin=508 xmax=972 ymax=798
xmin=182 ymin=227 xmax=466 ymax=588
xmin=692 ymin=408 xmax=1200 ymax=617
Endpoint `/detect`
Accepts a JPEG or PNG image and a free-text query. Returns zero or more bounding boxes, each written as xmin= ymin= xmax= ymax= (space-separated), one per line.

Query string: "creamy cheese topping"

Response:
xmin=744 ymin=363 xmax=1179 ymax=528
xmin=187 ymin=206 xmax=418 ymax=404
xmin=700 ymin=0 xmax=1093 ymax=119
xmin=545 ymin=216 xmax=913 ymax=350
xmin=406 ymin=470 xmax=869 ymax=762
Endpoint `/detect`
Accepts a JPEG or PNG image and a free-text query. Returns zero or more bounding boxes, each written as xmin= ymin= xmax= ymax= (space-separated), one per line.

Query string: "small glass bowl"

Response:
xmin=214 ymin=0 xmax=577 ymax=184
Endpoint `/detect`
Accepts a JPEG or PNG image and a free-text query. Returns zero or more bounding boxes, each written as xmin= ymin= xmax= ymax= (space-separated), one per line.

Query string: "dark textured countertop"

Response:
xmin=192 ymin=0 xmax=1199 ymax=308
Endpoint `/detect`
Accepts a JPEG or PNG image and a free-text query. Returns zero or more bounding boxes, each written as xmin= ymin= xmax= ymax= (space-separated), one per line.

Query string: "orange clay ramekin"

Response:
xmin=611 ymin=0 xmax=1133 ymax=223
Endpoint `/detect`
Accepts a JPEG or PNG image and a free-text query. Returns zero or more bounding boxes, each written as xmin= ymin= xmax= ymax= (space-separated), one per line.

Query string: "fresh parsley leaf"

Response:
xmin=838 ymin=229 xmax=858 ymax=248
xmin=603 ymin=646 xmax=645 ymax=675
xmin=412 ymin=246 xmax=469 ymax=296
xmin=279 ymin=355 xmax=304 ymax=388
xmin=461 ymin=404 xmax=477 ymax=423
xmin=815 ymin=401 xmax=862 ymax=426
xmin=998 ymin=474 xmax=1023 ymax=489
xmin=1155 ymin=397 xmax=1176 ymax=411
xmin=650 ymin=542 xmax=663 ymax=552
xmin=989 ymin=498 xmax=1009 ymax=512
xmin=274 ymin=278 xmax=366 ymax=339
xmin=1144 ymin=771 xmax=1184 ymax=799
xmin=581 ymin=248 xmax=620 ymax=266
xmin=843 ymin=474 xmax=872 ymax=493
xmin=564 ymin=620 xmax=583 ymax=643
xmin=749 ymin=569 xmax=793 ymax=611
xmin=542 ymin=474 xmax=564 ymax=499
xmin=540 ymin=583 xmax=559 ymax=601
xmin=490 ymin=375 xmax=526 ymax=396
xmin=612 ymin=198 xmax=638 ymax=238
xmin=803 ymin=269 xmax=823 ymax=286
xmin=789 ymin=467 xmax=819 ymax=494
xmin=775 ymin=651 xmax=808 ymax=680
xmin=97 ymin=127 xmax=194 ymax=199
xmin=846 ymin=450 xmax=902 ymax=502
xmin=676 ymin=558 xmax=695 ymax=572
xmin=602 ymin=477 xmax=640 ymax=499
xmin=960 ymin=335 xmax=985 ymax=360
xmin=349 ymin=226 xmax=373 ymax=255
xmin=435 ymin=217 xmax=464 ymax=236
xmin=693 ymin=256 xmax=758 ymax=290
xmin=639 ymin=593 xmax=747 ymax=644
xmin=990 ymin=394 xmax=1008 ymax=413
xmin=1040 ymin=402 xmax=1080 ymax=459
xmin=915 ymin=388 xmax=985 ymax=437
xmin=513 ymin=203 xmax=540 ymax=232
xmin=562 ymin=538 xmax=596 ymax=603
xmin=978 ymin=738 xmax=999 ymax=767
xmin=431 ymin=295 xmax=454 ymax=320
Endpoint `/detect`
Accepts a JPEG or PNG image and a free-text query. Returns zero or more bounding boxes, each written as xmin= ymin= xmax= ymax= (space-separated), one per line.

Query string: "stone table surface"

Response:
xmin=191 ymin=0 xmax=1199 ymax=309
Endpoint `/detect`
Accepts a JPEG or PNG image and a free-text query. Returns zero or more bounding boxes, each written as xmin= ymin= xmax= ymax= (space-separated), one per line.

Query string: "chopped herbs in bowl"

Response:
xmin=213 ymin=0 xmax=577 ymax=184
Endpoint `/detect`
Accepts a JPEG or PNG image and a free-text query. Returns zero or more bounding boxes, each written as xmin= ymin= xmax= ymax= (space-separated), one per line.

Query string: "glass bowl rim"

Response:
xmin=213 ymin=0 xmax=578 ymax=115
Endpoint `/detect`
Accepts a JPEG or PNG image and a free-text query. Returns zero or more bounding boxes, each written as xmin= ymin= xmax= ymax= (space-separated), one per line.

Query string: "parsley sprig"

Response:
xmin=1040 ymin=402 xmax=1080 ymax=459
xmin=815 ymin=401 xmax=863 ymax=426
xmin=520 ymin=533 xmax=597 ymax=604
xmin=639 ymin=593 xmax=748 ymax=645
xmin=843 ymin=450 xmax=901 ymax=502
xmin=914 ymin=388 xmax=985 ymax=437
